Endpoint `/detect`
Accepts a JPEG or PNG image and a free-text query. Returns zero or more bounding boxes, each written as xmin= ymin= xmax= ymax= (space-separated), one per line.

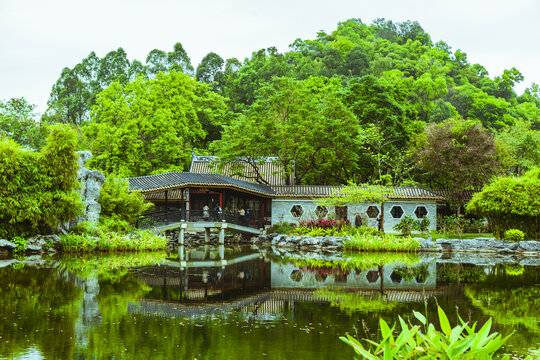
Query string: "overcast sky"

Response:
xmin=1 ymin=0 xmax=539 ymax=114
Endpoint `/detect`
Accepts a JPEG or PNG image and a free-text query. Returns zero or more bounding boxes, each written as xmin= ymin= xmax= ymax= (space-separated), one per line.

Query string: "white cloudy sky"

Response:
xmin=1 ymin=0 xmax=539 ymax=114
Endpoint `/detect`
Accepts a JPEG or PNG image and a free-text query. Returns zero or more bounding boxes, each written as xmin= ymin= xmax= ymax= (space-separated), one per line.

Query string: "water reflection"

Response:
xmin=0 ymin=246 xmax=539 ymax=359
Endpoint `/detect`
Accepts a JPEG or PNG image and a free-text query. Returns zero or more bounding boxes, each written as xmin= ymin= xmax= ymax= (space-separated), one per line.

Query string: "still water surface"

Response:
xmin=1 ymin=245 xmax=539 ymax=359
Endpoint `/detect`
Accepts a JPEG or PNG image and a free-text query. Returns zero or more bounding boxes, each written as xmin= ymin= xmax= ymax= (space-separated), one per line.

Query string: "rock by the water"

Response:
xmin=518 ymin=241 xmax=540 ymax=252
xmin=62 ymin=151 xmax=106 ymax=232
xmin=26 ymin=245 xmax=42 ymax=253
xmin=0 ymin=239 xmax=16 ymax=250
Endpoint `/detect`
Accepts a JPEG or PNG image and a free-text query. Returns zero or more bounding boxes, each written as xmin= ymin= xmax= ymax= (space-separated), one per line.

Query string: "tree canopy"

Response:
xmin=84 ymin=71 xmax=232 ymax=177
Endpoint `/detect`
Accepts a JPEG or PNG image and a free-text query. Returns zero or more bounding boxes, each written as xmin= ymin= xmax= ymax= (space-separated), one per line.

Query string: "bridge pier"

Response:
xmin=219 ymin=222 xmax=227 ymax=245
xmin=179 ymin=221 xmax=187 ymax=246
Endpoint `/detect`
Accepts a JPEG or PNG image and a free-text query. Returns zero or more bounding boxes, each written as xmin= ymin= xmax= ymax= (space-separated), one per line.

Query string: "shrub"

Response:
xmin=99 ymin=177 xmax=153 ymax=224
xmin=266 ymin=222 xmax=296 ymax=234
xmin=417 ymin=216 xmax=430 ymax=234
xmin=341 ymin=305 xmax=515 ymax=359
xmin=393 ymin=215 xmax=416 ymax=236
xmin=467 ymin=168 xmax=540 ymax=240
xmin=299 ymin=218 xmax=350 ymax=230
xmin=12 ymin=236 xmax=28 ymax=254
xmin=504 ymin=229 xmax=525 ymax=242
xmin=73 ymin=221 xmax=101 ymax=236
xmin=98 ymin=217 xmax=132 ymax=235
xmin=440 ymin=215 xmax=470 ymax=239
xmin=0 ymin=126 xmax=83 ymax=238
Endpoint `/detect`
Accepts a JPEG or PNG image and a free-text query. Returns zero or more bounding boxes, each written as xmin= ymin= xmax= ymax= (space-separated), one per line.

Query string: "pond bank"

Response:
xmin=253 ymin=233 xmax=540 ymax=256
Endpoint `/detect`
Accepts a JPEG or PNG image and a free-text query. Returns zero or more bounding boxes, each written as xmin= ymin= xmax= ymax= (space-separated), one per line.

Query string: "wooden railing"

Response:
xmin=136 ymin=209 xmax=262 ymax=229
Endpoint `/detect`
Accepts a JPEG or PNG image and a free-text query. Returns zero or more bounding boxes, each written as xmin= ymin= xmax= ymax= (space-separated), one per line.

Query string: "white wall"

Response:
xmin=271 ymin=199 xmax=437 ymax=233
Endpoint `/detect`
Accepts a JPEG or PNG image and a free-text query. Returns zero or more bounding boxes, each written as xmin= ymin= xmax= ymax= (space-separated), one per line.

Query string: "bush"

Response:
xmin=12 ymin=236 xmax=28 ymax=254
xmin=467 ymin=168 xmax=540 ymax=240
xmin=504 ymin=229 xmax=525 ymax=242
xmin=98 ymin=217 xmax=133 ymax=235
xmin=393 ymin=215 xmax=416 ymax=236
xmin=417 ymin=216 xmax=430 ymax=234
xmin=73 ymin=221 xmax=101 ymax=236
xmin=0 ymin=126 xmax=83 ymax=238
xmin=266 ymin=222 xmax=296 ymax=234
xmin=299 ymin=218 xmax=350 ymax=230
xmin=59 ymin=229 xmax=167 ymax=253
xmin=99 ymin=177 xmax=153 ymax=224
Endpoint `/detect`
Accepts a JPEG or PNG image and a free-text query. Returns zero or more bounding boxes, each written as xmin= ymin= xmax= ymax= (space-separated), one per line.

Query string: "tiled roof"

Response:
xmin=189 ymin=155 xmax=292 ymax=186
xmin=128 ymin=172 xmax=274 ymax=197
xmin=428 ymin=189 xmax=478 ymax=202
xmin=271 ymin=185 xmax=446 ymax=201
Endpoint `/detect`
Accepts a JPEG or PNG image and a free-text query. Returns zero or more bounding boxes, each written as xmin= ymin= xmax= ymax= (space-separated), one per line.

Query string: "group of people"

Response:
xmin=201 ymin=202 xmax=252 ymax=226
xmin=202 ymin=202 xmax=222 ymax=221
xmin=237 ymin=207 xmax=252 ymax=226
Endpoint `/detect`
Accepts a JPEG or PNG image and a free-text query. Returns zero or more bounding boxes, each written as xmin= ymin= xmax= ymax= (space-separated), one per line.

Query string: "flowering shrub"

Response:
xmin=299 ymin=218 xmax=350 ymax=229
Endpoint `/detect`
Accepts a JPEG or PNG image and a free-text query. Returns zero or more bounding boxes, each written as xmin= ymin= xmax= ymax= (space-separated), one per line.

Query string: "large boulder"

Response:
xmin=62 ymin=151 xmax=106 ymax=232
xmin=76 ymin=151 xmax=106 ymax=223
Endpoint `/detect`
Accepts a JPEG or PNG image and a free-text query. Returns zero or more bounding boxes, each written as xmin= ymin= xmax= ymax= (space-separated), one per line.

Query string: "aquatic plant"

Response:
xmin=341 ymin=305 xmax=517 ymax=359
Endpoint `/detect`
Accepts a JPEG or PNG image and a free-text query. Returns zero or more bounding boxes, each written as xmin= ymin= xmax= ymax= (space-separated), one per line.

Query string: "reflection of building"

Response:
xmin=271 ymin=260 xmax=437 ymax=290
xmin=128 ymin=246 xmax=441 ymax=319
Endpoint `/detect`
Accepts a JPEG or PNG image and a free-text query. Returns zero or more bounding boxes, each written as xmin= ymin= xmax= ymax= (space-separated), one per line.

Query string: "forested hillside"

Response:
xmin=2 ymin=18 xmax=539 ymax=190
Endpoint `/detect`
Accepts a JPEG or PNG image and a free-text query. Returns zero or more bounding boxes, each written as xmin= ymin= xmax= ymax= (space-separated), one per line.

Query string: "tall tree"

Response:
xmin=0 ymin=97 xmax=48 ymax=150
xmin=85 ymin=71 xmax=230 ymax=177
xmin=412 ymin=119 xmax=499 ymax=215
xmin=212 ymin=76 xmax=359 ymax=185
xmin=196 ymin=52 xmax=225 ymax=88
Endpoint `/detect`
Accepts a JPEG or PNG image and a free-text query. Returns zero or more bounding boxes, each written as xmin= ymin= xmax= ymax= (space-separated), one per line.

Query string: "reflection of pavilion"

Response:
xmin=134 ymin=245 xmax=271 ymax=303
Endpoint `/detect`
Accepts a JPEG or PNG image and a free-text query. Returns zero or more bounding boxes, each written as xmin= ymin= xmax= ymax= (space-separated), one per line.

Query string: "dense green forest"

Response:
xmin=2 ymin=18 xmax=539 ymax=191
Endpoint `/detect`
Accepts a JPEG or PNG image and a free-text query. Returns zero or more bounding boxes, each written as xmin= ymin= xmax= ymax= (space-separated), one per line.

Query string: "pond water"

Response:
xmin=1 ymin=245 xmax=539 ymax=359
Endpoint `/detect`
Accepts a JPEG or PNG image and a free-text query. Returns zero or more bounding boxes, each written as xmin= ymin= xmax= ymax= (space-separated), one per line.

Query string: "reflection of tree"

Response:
xmin=393 ymin=264 xmax=430 ymax=283
xmin=0 ymin=266 xmax=82 ymax=359
xmin=465 ymin=285 xmax=540 ymax=333
xmin=291 ymin=252 xmax=421 ymax=273
xmin=437 ymin=263 xmax=487 ymax=283
xmin=317 ymin=289 xmax=398 ymax=315
xmin=59 ymin=252 xmax=168 ymax=279
xmin=465 ymin=284 xmax=540 ymax=354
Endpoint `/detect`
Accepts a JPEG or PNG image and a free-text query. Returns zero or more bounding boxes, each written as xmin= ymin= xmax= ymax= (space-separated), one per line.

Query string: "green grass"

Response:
xmin=58 ymin=229 xmax=167 ymax=253
xmin=344 ymin=233 xmax=420 ymax=252
xmin=428 ymin=232 xmax=494 ymax=240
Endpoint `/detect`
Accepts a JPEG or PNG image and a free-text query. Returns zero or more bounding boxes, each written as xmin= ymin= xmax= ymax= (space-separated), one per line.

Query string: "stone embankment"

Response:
xmin=0 ymin=235 xmax=61 ymax=256
xmin=254 ymin=233 xmax=540 ymax=256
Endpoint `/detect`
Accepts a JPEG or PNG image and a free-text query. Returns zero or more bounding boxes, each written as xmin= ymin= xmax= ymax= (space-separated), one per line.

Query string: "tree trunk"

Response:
xmin=381 ymin=202 xmax=385 ymax=233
